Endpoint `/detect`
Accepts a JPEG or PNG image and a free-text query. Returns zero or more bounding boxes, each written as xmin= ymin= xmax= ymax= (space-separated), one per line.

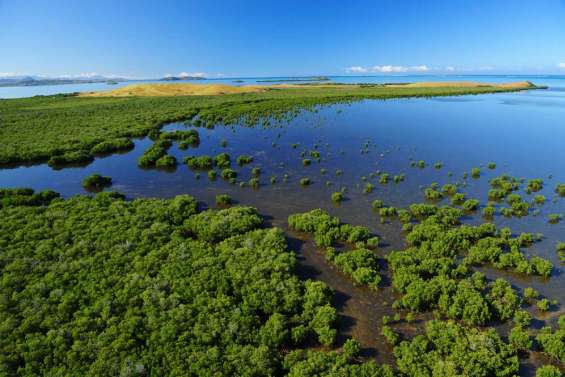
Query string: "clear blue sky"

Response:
xmin=1 ymin=0 xmax=565 ymax=78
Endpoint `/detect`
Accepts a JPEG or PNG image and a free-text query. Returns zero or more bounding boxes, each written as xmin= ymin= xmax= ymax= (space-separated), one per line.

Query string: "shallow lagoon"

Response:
xmin=1 ymin=86 xmax=565 ymax=371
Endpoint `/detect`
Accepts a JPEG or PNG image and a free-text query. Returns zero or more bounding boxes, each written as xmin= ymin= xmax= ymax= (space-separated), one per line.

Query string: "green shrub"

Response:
xmin=300 ymin=178 xmax=311 ymax=186
xmin=482 ymin=205 xmax=495 ymax=218
xmin=214 ymin=153 xmax=231 ymax=168
xmin=508 ymin=325 xmax=532 ymax=350
xmin=331 ymin=192 xmax=343 ymax=203
xmin=236 ymin=155 xmax=253 ymax=166
xmin=185 ymin=155 xmax=214 ymax=169
xmin=372 ymin=199 xmax=384 ymax=210
xmin=555 ymin=184 xmax=565 ymax=197
xmin=462 ymin=199 xmax=479 ymax=211
xmin=471 ymin=167 xmax=481 ymax=178
xmin=91 ymin=138 xmax=134 ymax=154
xmin=487 ymin=162 xmax=496 ymax=169
xmin=548 ymin=214 xmax=563 ymax=224
xmin=537 ymin=298 xmax=550 ymax=311
xmin=221 ymin=168 xmax=237 ymax=179
xmin=82 ymin=174 xmax=112 ymax=190
xmin=215 ymin=194 xmax=232 ymax=205
xmin=155 ymin=154 xmax=177 ymax=168
xmin=536 ymin=365 xmax=562 ymax=377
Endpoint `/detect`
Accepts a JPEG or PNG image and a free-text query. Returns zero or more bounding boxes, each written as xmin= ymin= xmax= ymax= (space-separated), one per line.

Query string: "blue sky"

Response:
xmin=1 ymin=0 xmax=565 ymax=78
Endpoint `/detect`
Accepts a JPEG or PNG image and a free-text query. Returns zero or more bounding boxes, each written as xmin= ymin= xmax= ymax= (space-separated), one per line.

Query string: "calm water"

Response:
xmin=1 ymin=85 xmax=565 ymax=372
xmin=2 ymin=74 xmax=565 ymax=98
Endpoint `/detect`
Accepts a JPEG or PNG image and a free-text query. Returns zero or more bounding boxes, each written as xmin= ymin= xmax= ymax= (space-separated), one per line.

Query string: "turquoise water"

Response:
xmin=1 ymin=74 xmax=565 ymax=98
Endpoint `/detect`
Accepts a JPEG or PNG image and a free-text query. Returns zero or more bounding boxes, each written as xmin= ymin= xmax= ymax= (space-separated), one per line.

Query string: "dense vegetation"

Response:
xmin=0 ymin=192 xmax=340 ymax=375
xmin=288 ymin=209 xmax=381 ymax=289
xmin=388 ymin=204 xmax=553 ymax=325
xmin=0 ymin=84 xmax=540 ymax=166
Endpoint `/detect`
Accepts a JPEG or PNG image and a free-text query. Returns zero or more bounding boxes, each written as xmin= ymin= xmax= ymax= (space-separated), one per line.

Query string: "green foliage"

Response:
xmin=536 ymin=325 xmax=565 ymax=362
xmin=138 ymin=140 xmax=171 ymax=167
xmin=556 ymin=184 xmax=565 ymax=197
xmin=537 ymin=298 xmax=551 ymax=311
xmin=300 ymin=178 xmax=311 ymax=186
xmin=451 ymin=192 xmax=466 ymax=205
xmin=0 ymin=187 xmax=60 ymax=208
xmin=471 ymin=167 xmax=481 ymax=178
xmin=508 ymin=325 xmax=532 ymax=350
xmin=214 ymin=153 xmax=231 ymax=168
xmin=393 ymin=320 xmax=519 ymax=377
xmin=155 ymin=154 xmax=177 ymax=168
xmin=462 ymin=199 xmax=480 ymax=211
xmin=288 ymin=210 xmax=380 ymax=289
xmin=215 ymin=194 xmax=232 ymax=205
xmin=487 ymin=162 xmax=497 ymax=169
xmin=81 ymin=173 xmax=112 ymax=190
xmin=424 ymin=187 xmax=443 ymax=201
xmin=363 ymin=183 xmax=374 ymax=194
xmin=441 ymin=184 xmax=457 ymax=196
xmin=372 ymin=199 xmax=384 ymax=210
xmin=221 ymin=168 xmax=237 ymax=180
xmin=548 ymin=214 xmax=563 ymax=224
xmin=381 ymin=325 xmax=399 ymax=345
xmin=527 ymin=178 xmax=544 ymax=193
xmin=386 ymin=204 xmax=551 ymax=324
xmin=331 ymin=192 xmax=343 ymax=203
xmin=282 ymin=348 xmax=393 ymax=377
xmin=482 ymin=205 xmax=496 ymax=218
xmin=0 ymin=193 xmax=341 ymax=375
xmin=185 ymin=155 xmax=214 ymax=169
xmin=236 ymin=155 xmax=253 ymax=166
xmin=302 ymin=158 xmax=311 ymax=166
xmin=536 ymin=365 xmax=562 ymax=377
xmin=91 ymin=137 xmax=134 ymax=154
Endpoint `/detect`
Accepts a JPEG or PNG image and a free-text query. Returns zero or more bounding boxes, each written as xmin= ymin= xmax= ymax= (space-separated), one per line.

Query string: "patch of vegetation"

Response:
xmin=0 ymin=84 xmax=541 ymax=166
xmin=0 ymin=192 xmax=339 ymax=375
xmin=215 ymin=194 xmax=232 ymax=205
xmin=394 ymin=320 xmax=519 ymax=376
xmin=90 ymin=137 xmax=134 ymax=154
xmin=388 ymin=204 xmax=552 ymax=325
xmin=331 ymin=192 xmax=343 ymax=203
xmin=82 ymin=173 xmax=112 ymax=190
xmin=236 ymin=155 xmax=253 ymax=166
xmin=288 ymin=209 xmax=381 ymax=289
xmin=184 ymin=154 xmax=213 ymax=170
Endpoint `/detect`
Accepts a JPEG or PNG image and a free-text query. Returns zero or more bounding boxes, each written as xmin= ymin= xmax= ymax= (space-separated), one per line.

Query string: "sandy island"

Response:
xmin=80 ymin=81 xmax=538 ymax=97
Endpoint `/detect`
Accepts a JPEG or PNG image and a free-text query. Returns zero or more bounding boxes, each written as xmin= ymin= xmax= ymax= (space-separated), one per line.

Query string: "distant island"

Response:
xmin=256 ymin=76 xmax=330 ymax=82
xmin=162 ymin=76 xmax=206 ymax=81
xmin=0 ymin=76 xmax=127 ymax=88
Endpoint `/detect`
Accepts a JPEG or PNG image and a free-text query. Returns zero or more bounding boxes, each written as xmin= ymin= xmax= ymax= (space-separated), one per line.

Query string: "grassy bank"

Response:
xmin=0 ymin=82 xmax=542 ymax=166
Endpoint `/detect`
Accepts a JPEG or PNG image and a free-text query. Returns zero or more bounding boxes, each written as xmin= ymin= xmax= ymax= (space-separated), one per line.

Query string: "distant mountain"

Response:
xmin=0 ymin=75 xmax=128 ymax=87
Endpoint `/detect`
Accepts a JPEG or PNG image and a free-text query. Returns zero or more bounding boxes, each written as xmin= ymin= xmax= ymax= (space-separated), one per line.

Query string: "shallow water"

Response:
xmin=2 ymin=74 xmax=565 ymax=98
xmin=2 ymin=86 xmax=565 ymax=371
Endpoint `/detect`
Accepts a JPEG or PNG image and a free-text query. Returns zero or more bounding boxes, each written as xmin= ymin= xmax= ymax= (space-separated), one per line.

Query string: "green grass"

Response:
xmin=0 ymin=83 xmax=542 ymax=166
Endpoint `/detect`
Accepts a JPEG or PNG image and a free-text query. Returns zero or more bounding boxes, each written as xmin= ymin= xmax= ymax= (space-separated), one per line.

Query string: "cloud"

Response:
xmin=0 ymin=72 xmax=19 ymax=77
xmin=178 ymin=71 xmax=206 ymax=78
xmin=346 ymin=66 xmax=369 ymax=73
xmin=558 ymin=63 xmax=565 ymax=69
xmin=445 ymin=66 xmax=455 ymax=72
xmin=346 ymin=65 xmax=429 ymax=74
